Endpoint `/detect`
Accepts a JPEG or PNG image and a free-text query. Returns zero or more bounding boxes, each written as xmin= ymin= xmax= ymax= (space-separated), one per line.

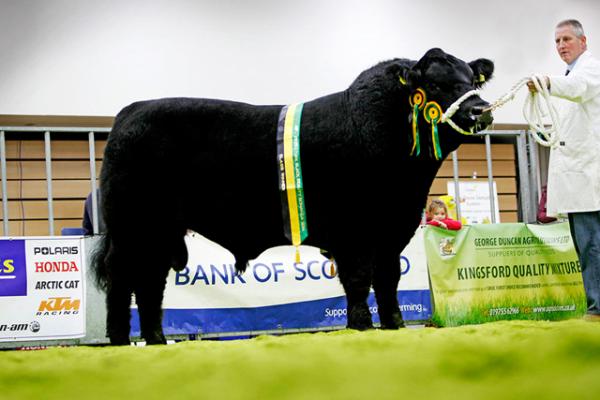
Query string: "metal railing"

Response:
xmin=1 ymin=127 xmax=540 ymax=237
xmin=452 ymin=130 xmax=540 ymax=223
xmin=449 ymin=129 xmax=538 ymax=224
xmin=0 ymin=126 xmax=111 ymax=236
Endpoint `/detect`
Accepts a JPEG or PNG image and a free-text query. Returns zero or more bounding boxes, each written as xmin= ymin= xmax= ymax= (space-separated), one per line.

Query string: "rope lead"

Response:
xmin=485 ymin=75 xmax=560 ymax=148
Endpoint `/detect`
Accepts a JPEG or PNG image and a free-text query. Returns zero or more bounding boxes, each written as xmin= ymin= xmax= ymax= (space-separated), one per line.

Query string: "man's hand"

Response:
xmin=527 ymin=76 xmax=550 ymax=93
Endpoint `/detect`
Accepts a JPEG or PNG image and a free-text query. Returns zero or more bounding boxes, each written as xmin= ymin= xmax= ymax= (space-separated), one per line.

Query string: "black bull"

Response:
xmin=93 ymin=48 xmax=494 ymax=345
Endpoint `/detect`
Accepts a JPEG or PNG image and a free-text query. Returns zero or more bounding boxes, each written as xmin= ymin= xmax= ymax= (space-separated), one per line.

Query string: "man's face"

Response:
xmin=555 ymin=24 xmax=587 ymax=64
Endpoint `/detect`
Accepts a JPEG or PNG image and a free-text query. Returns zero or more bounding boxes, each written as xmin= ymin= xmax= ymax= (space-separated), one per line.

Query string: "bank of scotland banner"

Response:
xmin=425 ymin=222 xmax=586 ymax=327
xmin=130 ymin=228 xmax=431 ymax=337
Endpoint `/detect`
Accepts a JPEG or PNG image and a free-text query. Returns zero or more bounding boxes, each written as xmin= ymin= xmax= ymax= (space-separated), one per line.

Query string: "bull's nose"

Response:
xmin=471 ymin=106 xmax=485 ymax=116
xmin=479 ymin=110 xmax=493 ymax=126
xmin=474 ymin=110 xmax=493 ymax=132
xmin=471 ymin=102 xmax=493 ymax=132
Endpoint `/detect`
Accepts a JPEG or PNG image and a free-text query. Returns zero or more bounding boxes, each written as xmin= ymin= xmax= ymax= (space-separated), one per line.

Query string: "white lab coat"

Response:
xmin=546 ymin=51 xmax=600 ymax=216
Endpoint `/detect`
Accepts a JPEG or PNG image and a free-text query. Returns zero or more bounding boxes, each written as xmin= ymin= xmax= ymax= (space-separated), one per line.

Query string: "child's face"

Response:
xmin=432 ymin=207 xmax=446 ymax=221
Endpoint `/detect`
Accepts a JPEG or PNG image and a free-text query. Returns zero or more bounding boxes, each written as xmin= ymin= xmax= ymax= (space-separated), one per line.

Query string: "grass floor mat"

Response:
xmin=2 ymin=319 xmax=600 ymax=399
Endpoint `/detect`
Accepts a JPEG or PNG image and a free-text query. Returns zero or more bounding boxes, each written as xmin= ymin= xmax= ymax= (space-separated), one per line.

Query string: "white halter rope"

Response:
xmin=484 ymin=75 xmax=561 ymax=147
xmin=440 ymin=89 xmax=482 ymax=135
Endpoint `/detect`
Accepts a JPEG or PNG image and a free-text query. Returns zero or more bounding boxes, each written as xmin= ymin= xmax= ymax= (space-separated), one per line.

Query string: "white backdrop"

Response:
xmin=1 ymin=0 xmax=599 ymax=123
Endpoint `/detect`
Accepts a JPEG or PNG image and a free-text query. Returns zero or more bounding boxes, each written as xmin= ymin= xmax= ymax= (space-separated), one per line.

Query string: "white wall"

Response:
xmin=1 ymin=0 xmax=599 ymax=123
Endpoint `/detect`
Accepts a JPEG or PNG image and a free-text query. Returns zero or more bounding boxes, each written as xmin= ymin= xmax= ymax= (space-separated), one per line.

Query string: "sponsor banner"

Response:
xmin=0 ymin=240 xmax=27 ymax=296
xmin=447 ymin=181 xmax=501 ymax=224
xmin=399 ymin=227 xmax=429 ymax=293
xmin=425 ymin=222 xmax=586 ymax=327
xmin=132 ymin=290 xmax=431 ymax=336
xmin=131 ymin=228 xmax=431 ymax=336
xmin=0 ymin=238 xmax=85 ymax=342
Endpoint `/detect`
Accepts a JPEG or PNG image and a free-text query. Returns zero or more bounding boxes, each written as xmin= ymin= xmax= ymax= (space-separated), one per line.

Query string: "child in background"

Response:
xmin=426 ymin=198 xmax=462 ymax=230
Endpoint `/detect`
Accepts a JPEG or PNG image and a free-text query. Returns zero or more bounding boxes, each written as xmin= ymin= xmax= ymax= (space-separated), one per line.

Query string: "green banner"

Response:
xmin=425 ymin=222 xmax=586 ymax=327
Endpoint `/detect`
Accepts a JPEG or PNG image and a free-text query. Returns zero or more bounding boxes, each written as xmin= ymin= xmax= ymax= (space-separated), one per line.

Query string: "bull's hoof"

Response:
xmin=144 ymin=332 xmax=167 ymax=345
xmin=347 ymin=321 xmax=374 ymax=331
xmin=347 ymin=305 xmax=374 ymax=331
xmin=379 ymin=312 xmax=406 ymax=330
xmin=109 ymin=335 xmax=131 ymax=346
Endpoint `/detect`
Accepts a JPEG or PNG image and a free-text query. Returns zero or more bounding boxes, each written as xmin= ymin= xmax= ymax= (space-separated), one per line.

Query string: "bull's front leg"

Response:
xmin=373 ymin=251 xmax=405 ymax=329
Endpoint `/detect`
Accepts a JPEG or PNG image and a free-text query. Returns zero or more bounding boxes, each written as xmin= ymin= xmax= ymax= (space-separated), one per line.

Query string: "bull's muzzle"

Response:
xmin=471 ymin=105 xmax=493 ymax=132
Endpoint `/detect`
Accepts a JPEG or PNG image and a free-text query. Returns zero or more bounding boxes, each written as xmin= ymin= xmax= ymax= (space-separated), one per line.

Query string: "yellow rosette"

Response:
xmin=408 ymin=88 xmax=427 ymax=156
xmin=423 ymin=101 xmax=443 ymax=160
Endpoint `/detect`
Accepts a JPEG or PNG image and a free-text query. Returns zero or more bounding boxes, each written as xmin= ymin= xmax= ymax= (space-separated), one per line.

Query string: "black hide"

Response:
xmin=94 ymin=48 xmax=494 ymax=345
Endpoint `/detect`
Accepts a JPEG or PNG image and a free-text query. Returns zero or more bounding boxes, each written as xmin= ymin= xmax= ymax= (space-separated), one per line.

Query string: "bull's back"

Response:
xmin=106 ymin=98 xmax=281 ymax=164
xmin=100 ymin=98 xmax=284 ymax=238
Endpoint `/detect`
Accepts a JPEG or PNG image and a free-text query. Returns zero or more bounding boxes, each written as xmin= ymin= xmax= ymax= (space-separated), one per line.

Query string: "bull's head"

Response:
xmin=403 ymin=48 xmax=494 ymax=140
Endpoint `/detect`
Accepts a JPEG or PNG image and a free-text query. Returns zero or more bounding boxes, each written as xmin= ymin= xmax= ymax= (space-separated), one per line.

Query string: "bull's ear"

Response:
xmin=469 ymin=58 xmax=494 ymax=88
xmin=399 ymin=67 xmax=421 ymax=90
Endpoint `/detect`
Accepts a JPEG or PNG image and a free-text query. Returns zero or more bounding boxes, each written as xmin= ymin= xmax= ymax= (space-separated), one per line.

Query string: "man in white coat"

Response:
xmin=530 ymin=19 xmax=600 ymax=320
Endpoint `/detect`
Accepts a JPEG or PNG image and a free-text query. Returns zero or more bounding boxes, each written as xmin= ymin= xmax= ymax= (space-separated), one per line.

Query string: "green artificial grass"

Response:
xmin=2 ymin=319 xmax=600 ymax=399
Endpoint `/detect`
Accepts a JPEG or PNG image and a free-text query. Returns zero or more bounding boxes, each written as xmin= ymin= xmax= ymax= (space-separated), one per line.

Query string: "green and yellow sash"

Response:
xmin=277 ymin=103 xmax=308 ymax=260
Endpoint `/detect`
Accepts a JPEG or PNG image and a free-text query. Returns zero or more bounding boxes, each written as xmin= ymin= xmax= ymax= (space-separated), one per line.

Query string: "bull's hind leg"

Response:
xmin=106 ymin=280 xmax=134 ymax=345
xmin=335 ymin=252 xmax=374 ymax=330
xmin=104 ymin=244 xmax=134 ymax=345
xmin=373 ymin=252 xmax=405 ymax=329
xmin=134 ymin=266 xmax=169 ymax=345
xmin=134 ymin=232 xmax=187 ymax=345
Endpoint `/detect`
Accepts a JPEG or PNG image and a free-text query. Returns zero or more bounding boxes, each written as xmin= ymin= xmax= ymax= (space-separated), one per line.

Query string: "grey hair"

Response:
xmin=556 ymin=19 xmax=585 ymax=38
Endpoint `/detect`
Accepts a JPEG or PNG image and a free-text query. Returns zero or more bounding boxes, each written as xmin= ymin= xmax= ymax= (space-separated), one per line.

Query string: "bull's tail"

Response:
xmin=91 ymin=232 xmax=111 ymax=292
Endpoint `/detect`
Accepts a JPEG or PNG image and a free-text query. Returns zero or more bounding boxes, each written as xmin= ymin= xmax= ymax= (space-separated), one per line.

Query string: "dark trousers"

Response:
xmin=568 ymin=212 xmax=600 ymax=315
